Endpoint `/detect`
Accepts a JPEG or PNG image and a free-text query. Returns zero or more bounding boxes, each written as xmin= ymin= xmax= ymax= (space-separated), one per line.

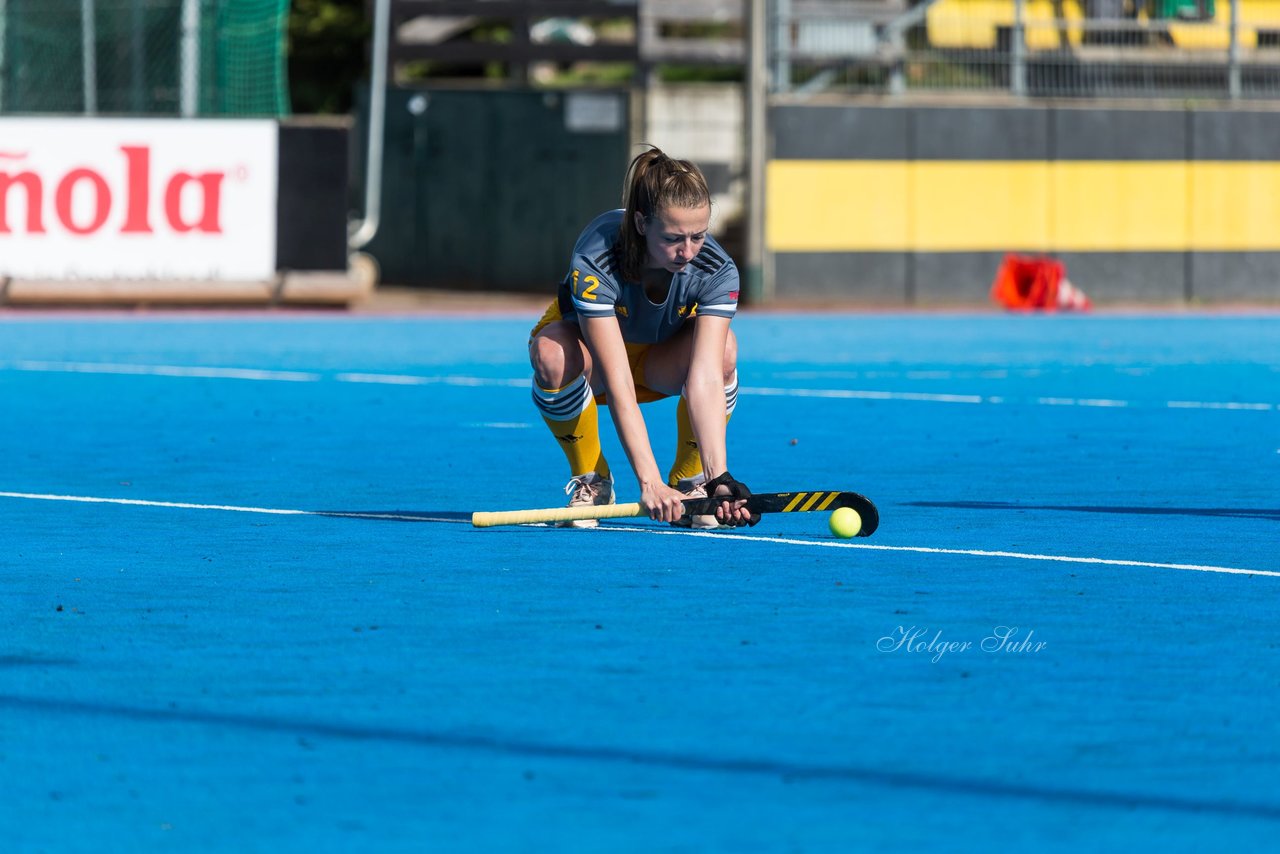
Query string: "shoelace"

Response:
xmin=564 ymin=475 xmax=598 ymax=502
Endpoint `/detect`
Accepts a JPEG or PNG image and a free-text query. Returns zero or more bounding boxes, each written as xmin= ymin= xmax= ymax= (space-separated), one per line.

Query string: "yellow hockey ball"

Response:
xmin=829 ymin=506 xmax=862 ymax=539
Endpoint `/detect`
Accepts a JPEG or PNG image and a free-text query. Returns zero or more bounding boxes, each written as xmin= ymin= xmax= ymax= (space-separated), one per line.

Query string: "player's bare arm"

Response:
xmin=685 ymin=315 xmax=751 ymax=526
xmin=580 ymin=314 xmax=686 ymax=522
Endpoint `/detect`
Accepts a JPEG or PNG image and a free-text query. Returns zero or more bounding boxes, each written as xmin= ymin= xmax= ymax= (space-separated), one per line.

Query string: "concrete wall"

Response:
xmin=644 ymin=84 xmax=746 ymax=235
xmin=769 ymin=102 xmax=1280 ymax=305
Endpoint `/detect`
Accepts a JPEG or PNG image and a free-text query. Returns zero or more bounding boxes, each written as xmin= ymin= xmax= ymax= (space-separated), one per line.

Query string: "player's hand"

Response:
xmin=640 ymin=480 xmax=687 ymax=523
xmin=704 ymin=471 xmax=760 ymax=527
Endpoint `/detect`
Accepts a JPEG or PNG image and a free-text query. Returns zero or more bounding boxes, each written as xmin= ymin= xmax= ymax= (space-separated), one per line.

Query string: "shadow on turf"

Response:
xmin=907 ymin=501 xmax=1280 ymax=523
xmin=0 ymin=655 xmax=77 ymax=669
xmin=4 ymin=692 xmax=1280 ymax=822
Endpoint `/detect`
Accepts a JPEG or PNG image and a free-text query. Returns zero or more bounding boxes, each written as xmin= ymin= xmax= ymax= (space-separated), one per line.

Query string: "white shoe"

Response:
xmin=560 ymin=473 xmax=614 ymax=528
xmin=671 ymin=473 xmax=719 ymax=529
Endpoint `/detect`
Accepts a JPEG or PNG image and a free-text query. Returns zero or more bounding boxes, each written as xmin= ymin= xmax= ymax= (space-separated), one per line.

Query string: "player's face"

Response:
xmin=637 ymin=205 xmax=710 ymax=273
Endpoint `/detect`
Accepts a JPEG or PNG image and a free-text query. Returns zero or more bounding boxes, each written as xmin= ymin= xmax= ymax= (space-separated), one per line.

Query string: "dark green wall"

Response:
xmin=354 ymin=87 xmax=631 ymax=291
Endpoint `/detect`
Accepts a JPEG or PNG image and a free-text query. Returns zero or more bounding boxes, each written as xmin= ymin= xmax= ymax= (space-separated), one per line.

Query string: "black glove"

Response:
xmin=704 ymin=471 xmax=760 ymax=527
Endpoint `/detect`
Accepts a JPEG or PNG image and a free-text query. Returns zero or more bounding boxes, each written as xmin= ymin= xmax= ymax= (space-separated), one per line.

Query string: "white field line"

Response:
xmin=6 ymin=360 xmax=321 ymax=382
xmin=592 ymin=525 xmax=1279 ymax=578
xmin=1 ymin=490 xmax=1275 ymax=579
xmin=1 ymin=360 xmax=1275 ymax=411
xmin=742 ymin=386 xmax=985 ymax=404
xmin=1167 ymin=400 xmax=1275 ymax=411
xmin=335 ymin=373 xmax=528 ymax=388
xmin=0 ymin=491 xmax=454 ymax=523
xmin=0 ymin=491 xmax=309 ymax=515
xmin=1036 ymin=397 xmax=1130 ymax=408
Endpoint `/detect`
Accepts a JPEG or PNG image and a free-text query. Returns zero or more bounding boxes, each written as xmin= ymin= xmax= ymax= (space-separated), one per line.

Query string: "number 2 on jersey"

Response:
xmin=572 ymin=270 xmax=599 ymax=301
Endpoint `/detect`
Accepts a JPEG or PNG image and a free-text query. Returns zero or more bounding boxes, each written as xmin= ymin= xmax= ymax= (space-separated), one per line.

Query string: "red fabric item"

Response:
xmin=990 ymin=254 xmax=1090 ymax=312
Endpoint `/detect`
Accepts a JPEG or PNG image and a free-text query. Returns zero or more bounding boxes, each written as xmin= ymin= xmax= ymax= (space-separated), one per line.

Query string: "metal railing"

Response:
xmin=769 ymin=0 xmax=1280 ymax=100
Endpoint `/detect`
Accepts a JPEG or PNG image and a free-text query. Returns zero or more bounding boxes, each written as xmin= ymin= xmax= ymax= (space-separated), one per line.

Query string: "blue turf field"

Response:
xmin=1 ymin=311 xmax=1277 ymax=852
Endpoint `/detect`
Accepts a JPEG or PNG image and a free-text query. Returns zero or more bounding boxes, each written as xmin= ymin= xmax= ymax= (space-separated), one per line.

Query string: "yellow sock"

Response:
xmin=667 ymin=397 xmax=703 ymax=486
xmin=668 ymin=373 xmax=738 ymax=486
xmin=533 ymin=375 xmax=610 ymax=478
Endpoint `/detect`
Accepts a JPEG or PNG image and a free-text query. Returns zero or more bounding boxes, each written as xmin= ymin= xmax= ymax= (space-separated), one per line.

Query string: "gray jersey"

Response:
xmin=556 ymin=209 xmax=739 ymax=344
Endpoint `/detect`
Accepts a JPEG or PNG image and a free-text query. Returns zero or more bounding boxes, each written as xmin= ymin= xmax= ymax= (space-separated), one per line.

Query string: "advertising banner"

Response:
xmin=0 ymin=119 xmax=278 ymax=281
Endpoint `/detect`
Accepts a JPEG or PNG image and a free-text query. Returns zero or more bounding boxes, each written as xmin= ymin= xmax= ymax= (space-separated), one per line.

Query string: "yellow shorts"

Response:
xmin=530 ymin=299 xmax=669 ymax=405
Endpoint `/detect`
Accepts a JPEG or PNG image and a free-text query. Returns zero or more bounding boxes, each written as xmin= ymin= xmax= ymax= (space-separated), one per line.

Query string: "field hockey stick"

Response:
xmin=472 ymin=490 xmax=879 ymax=535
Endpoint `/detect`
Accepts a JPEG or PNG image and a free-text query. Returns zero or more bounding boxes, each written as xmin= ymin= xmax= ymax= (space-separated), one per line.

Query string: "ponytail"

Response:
xmin=618 ymin=146 xmax=711 ymax=282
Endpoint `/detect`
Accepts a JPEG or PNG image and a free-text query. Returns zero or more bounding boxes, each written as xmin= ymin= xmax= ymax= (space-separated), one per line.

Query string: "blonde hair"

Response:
xmin=619 ymin=146 xmax=711 ymax=282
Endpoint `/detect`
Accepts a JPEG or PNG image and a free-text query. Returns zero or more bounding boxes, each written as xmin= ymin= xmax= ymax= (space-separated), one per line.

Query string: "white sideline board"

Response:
xmin=0 ymin=119 xmax=278 ymax=282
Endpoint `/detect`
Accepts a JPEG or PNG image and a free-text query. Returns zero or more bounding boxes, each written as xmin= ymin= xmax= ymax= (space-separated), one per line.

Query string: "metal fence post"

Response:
xmin=1228 ymin=0 xmax=1241 ymax=99
xmin=82 ymin=0 xmax=98 ymax=114
xmin=773 ymin=0 xmax=790 ymax=93
xmin=0 ymin=0 xmax=7 ymax=114
xmin=180 ymin=0 xmax=200 ymax=117
xmin=131 ymin=0 xmax=145 ymax=113
xmin=747 ymin=0 xmax=771 ymax=303
xmin=1012 ymin=0 xmax=1026 ymax=96
xmin=350 ymin=0 xmax=391 ymax=250
xmin=889 ymin=27 xmax=905 ymax=95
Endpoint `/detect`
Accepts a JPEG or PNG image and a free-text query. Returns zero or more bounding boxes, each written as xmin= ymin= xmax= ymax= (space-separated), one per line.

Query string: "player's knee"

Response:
xmin=530 ymin=325 xmax=586 ymax=388
xmin=529 ymin=335 xmax=569 ymax=386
